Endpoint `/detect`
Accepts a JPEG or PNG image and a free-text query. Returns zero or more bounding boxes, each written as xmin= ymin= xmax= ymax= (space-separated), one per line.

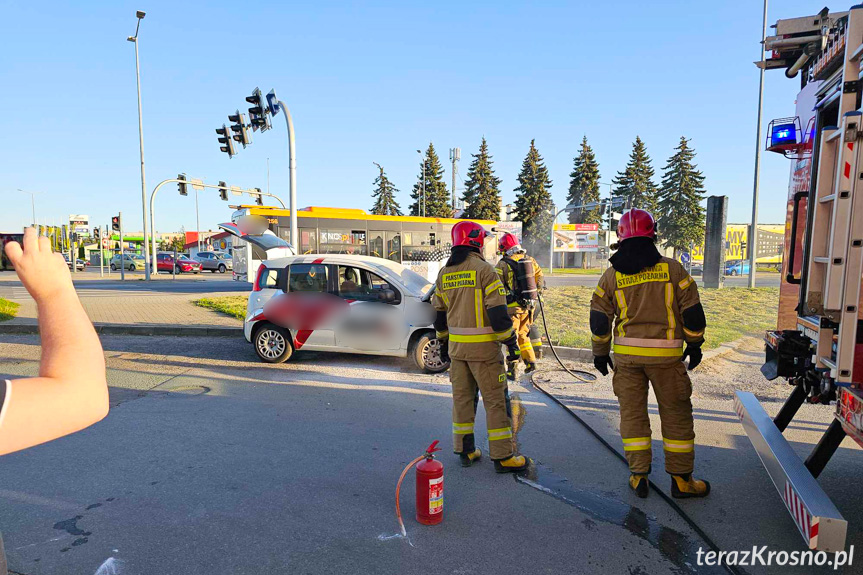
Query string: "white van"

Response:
xmin=243 ymin=254 xmax=448 ymax=373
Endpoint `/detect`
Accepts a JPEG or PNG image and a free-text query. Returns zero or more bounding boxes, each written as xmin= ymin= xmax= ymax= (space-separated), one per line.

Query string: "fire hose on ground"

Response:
xmin=532 ymin=295 xmax=744 ymax=575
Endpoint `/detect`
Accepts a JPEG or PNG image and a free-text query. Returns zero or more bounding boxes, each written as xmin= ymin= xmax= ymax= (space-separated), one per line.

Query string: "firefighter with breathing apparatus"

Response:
xmin=432 ymin=221 xmax=531 ymax=473
xmin=589 ymin=209 xmax=709 ymax=499
xmin=494 ymin=232 xmax=544 ymax=380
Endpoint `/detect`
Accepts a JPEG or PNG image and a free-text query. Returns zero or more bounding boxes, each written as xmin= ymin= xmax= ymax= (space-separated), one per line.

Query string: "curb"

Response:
xmin=545 ymin=336 xmax=753 ymax=364
xmin=0 ymin=323 xmax=242 ymax=337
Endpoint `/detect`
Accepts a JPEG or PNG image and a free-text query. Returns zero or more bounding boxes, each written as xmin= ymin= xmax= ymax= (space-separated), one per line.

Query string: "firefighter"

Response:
xmin=432 ymin=221 xmax=531 ymax=473
xmin=495 ymin=232 xmax=544 ymax=380
xmin=589 ymin=209 xmax=709 ymax=499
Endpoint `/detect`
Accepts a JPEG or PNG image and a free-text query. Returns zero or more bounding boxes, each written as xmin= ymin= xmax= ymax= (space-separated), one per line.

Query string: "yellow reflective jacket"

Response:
xmin=590 ymin=257 xmax=704 ymax=364
xmin=432 ymin=251 xmax=513 ymax=361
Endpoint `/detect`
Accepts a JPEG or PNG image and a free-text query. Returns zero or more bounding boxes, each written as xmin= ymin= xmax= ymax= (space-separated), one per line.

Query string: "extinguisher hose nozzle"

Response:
xmin=395 ymin=455 xmax=425 ymax=537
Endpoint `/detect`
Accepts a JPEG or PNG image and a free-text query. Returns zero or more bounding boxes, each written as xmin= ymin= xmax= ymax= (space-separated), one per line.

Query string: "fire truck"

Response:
xmin=734 ymin=7 xmax=863 ymax=553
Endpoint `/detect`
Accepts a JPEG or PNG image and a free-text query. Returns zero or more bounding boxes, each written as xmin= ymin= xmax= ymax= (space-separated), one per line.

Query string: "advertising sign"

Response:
xmin=690 ymin=224 xmax=785 ymax=263
xmin=68 ymin=215 xmax=89 ymax=237
xmin=552 ymin=223 xmax=599 ymax=252
xmin=495 ymin=221 xmax=523 ymax=243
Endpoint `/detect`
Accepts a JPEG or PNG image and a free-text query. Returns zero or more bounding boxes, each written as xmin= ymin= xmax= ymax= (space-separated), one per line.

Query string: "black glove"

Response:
xmin=593 ymin=355 xmax=614 ymax=376
xmin=438 ymin=338 xmax=450 ymax=364
xmin=682 ymin=344 xmax=702 ymax=370
xmin=502 ymin=334 xmax=521 ymax=363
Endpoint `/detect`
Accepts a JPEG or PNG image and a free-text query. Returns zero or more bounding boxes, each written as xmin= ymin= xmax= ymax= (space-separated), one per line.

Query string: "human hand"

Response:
xmin=682 ymin=345 xmax=702 ymax=370
xmin=4 ymin=228 xmax=74 ymax=302
xmin=593 ymin=355 xmax=615 ymax=376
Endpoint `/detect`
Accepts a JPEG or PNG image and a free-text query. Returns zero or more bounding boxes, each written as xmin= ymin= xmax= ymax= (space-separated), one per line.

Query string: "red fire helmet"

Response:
xmin=617 ymin=209 xmax=656 ymax=241
xmin=498 ymin=232 xmax=520 ymax=254
xmin=452 ymin=221 xmax=491 ymax=249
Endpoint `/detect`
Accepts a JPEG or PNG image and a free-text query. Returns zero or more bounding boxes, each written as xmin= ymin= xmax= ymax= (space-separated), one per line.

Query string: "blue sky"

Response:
xmin=0 ymin=0 xmax=827 ymax=234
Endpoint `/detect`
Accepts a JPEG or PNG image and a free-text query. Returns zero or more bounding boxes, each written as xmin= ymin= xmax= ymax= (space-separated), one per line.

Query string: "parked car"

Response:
xmin=724 ymin=260 xmax=750 ymax=276
xmin=194 ymin=251 xmax=233 ymax=273
xmin=109 ymin=254 xmax=145 ymax=271
xmin=63 ymin=254 xmax=86 ymax=271
xmin=244 ymin=254 xmax=447 ymax=372
xmin=689 ymin=263 xmax=703 ymax=276
xmin=156 ymin=253 xmax=202 ymax=274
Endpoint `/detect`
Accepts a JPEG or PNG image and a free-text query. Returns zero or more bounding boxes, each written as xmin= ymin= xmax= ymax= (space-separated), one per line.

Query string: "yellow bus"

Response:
xmin=229 ymin=205 xmax=497 ymax=281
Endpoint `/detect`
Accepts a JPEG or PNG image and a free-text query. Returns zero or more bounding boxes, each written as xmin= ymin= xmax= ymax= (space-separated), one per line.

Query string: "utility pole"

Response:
xmin=748 ymin=0 xmax=768 ymax=288
xmin=195 ymin=187 xmax=201 ymax=254
xmin=128 ymin=10 xmax=151 ymax=280
xmin=449 ymin=147 xmax=460 ymax=212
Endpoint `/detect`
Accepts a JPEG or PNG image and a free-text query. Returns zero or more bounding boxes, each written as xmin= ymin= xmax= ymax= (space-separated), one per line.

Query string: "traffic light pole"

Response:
xmin=271 ymin=97 xmax=298 ymax=249
xmin=148 ymin=178 xmax=286 ymax=280
xmin=119 ymin=212 xmax=125 ymax=282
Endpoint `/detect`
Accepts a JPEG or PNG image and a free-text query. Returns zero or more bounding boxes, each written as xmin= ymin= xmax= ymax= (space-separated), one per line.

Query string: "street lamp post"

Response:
xmin=16 ymin=189 xmax=38 ymax=226
xmin=127 ymin=10 xmax=152 ymax=280
xmin=748 ymin=0 xmax=768 ymax=288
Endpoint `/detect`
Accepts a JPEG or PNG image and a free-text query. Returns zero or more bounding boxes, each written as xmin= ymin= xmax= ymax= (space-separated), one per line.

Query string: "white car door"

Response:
xmin=333 ymin=264 xmax=404 ymax=352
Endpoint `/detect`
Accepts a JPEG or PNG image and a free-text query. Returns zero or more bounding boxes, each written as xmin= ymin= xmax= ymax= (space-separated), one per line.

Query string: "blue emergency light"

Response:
xmin=771 ymin=123 xmax=797 ymax=147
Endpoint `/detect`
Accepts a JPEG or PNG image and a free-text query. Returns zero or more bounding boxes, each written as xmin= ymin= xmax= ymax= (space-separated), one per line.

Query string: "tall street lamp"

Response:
xmin=16 ymin=189 xmax=39 ymax=226
xmin=128 ymin=10 xmax=152 ymax=280
xmin=416 ymin=149 xmax=426 ymax=217
xmin=748 ymin=0 xmax=768 ymax=288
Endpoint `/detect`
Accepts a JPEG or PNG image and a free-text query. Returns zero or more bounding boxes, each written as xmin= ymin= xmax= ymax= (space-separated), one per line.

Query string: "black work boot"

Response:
xmin=629 ymin=473 xmax=649 ymax=498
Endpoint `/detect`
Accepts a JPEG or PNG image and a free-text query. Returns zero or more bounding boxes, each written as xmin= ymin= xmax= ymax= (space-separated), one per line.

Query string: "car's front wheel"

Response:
xmin=129 ymin=264 xmax=136 ymax=271
xmin=110 ymin=264 xmax=116 ymax=271
xmin=254 ymin=324 xmax=293 ymax=364
xmin=412 ymin=332 xmax=450 ymax=373
xmin=218 ymin=264 xmax=226 ymax=273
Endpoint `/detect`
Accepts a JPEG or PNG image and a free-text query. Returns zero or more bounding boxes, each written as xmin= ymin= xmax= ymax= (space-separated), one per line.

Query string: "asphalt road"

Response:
xmin=0 ymin=335 xmax=736 ymax=575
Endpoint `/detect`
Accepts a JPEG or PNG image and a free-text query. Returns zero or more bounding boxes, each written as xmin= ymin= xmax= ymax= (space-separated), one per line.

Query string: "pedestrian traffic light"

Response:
xmin=111 ymin=215 xmax=121 ymax=232
xmin=254 ymin=187 xmax=264 ymax=206
xmin=93 ymin=227 xmax=101 ymax=240
xmin=246 ymin=88 xmax=271 ymax=132
xmin=216 ymin=125 xmax=236 ymax=158
xmin=229 ymin=111 xmax=252 ymax=148
xmin=178 ymin=173 xmax=188 ymax=196
xmin=218 ymin=181 xmax=228 ymax=201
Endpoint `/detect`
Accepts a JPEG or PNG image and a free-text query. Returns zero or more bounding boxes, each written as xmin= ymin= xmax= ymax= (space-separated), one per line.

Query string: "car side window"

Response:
xmin=289 ymin=264 xmax=328 ymax=293
xmin=366 ymin=270 xmax=401 ymax=304
xmin=259 ymin=268 xmax=280 ymax=290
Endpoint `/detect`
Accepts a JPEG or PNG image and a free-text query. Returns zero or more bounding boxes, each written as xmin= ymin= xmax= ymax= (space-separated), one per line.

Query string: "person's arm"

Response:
xmin=0 ymin=228 xmax=109 ymax=456
xmin=589 ymin=271 xmax=616 ymax=357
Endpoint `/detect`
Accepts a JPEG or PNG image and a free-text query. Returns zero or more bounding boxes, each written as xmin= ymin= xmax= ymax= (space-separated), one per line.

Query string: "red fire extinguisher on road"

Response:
xmin=394 ymin=441 xmax=443 ymax=535
xmin=416 ymin=441 xmax=443 ymax=525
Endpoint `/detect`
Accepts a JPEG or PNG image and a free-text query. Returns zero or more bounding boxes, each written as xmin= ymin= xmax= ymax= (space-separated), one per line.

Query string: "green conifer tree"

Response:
xmin=409 ymin=143 xmax=450 ymax=217
xmin=657 ymin=137 xmax=707 ymax=259
xmin=567 ymin=136 xmax=603 ymax=225
xmin=514 ymin=139 xmax=554 ymax=254
xmin=612 ymin=136 xmax=659 ymax=214
xmin=370 ymin=162 xmax=402 ymax=216
xmin=461 ymin=137 xmax=502 ymax=221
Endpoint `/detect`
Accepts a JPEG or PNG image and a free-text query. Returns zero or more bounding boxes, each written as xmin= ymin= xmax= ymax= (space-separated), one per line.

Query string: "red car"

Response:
xmin=156 ymin=253 xmax=202 ymax=274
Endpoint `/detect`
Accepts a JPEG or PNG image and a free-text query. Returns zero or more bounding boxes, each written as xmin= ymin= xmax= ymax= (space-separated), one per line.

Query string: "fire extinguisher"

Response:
xmin=416 ymin=441 xmax=443 ymax=525
xmin=393 ymin=441 xmax=443 ymax=536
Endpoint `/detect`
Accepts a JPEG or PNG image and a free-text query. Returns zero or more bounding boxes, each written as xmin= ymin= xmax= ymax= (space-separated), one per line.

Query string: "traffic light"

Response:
xmin=229 ymin=110 xmax=251 ymax=148
xmin=246 ymin=88 xmax=271 ymax=132
xmin=216 ymin=124 xmax=236 ymax=157
xmin=178 ymin=173 xmax=188 ymax=196
xmin=218 ymin=181 xmax=229 ymax=201
xmin=740 ymin=240 xmax=748 ymax=256
xmin=111 ymin=215 xmax=121 ymax=232
xmin=254 ymin=187 xmax=264 ymax=206
xmin=93 ymin=227 xmax=101 ymax=241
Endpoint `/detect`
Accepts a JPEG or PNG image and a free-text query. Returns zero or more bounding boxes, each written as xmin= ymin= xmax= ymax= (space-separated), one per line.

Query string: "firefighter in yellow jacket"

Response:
xmin=494 ymin=232 xmax=544 ymax=379
xmin=432 ymin=221 xmax=531 ymax=472
xmin=589 ymin=209 xmax=709 ymax=499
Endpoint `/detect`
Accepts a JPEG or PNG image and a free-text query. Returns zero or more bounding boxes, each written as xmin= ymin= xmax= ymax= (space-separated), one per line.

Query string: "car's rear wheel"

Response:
xmin=175 ymin=265 xmax=181 ymax=274
xmin=218 ymin=264 xmax=226 ymax=273
xmin=254 ymin=324 xmax=293 ymax=364
xmin=110 ymin=264 xmax=116 ymax=271
xmin=129 ymin=264 xmax=136 ymax=271
xmin=412 ymin=332 xmax=450 ymax=373
xmin=729 ymin=269 xmax=737 ymax=276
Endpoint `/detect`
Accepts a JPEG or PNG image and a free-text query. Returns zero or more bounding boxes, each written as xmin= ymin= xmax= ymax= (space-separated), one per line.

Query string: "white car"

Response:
xmin=244 ymin=254 xmax=449 ymax=373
